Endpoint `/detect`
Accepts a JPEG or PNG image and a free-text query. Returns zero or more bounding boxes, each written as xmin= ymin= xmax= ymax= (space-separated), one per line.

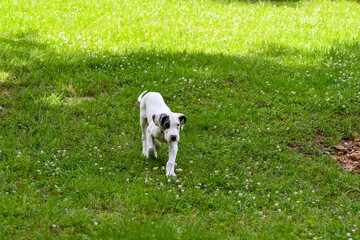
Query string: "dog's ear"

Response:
xmin=177 ymin=114 xmax=187 ymax=131
xmin=153 ymin=113 xmax=169 ymax=130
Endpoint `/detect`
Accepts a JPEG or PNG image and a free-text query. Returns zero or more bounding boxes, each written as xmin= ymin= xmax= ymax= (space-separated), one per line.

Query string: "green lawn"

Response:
xmin=1 ymin=0 xmax=360 ymax=239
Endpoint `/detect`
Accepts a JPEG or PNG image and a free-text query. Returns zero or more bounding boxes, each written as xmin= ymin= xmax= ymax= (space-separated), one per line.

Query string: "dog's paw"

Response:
xmin=142 ymin=152 xmax=149 ymax=158
xmin=166 ymin=162 xmax=176 ymax=177
xmin=151 ymin=150 xmax=158 ymax=159
xmin=148 ymin=147 xmax=157 ymax=158
xmin=166 ymin=171 xmax=176 ymax=177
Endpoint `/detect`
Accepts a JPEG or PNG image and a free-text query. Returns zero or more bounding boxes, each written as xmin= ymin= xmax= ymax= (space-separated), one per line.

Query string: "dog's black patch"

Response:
xmin=159 ymin=113 xmax=170 ymax=130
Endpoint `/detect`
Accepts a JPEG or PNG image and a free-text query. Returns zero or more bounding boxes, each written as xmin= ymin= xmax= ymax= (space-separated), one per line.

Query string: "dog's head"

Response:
xmin=152 ymin=113 xmax=187 ymax=142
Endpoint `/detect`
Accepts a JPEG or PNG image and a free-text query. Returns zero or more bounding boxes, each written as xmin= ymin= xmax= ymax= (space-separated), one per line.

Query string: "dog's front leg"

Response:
xmin=166 ymin=142 xmax=178 ymax=177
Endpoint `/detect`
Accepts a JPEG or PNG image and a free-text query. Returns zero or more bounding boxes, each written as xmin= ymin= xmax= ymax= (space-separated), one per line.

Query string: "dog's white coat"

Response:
xmin=138 ymin=91 xmax=186 ymax=176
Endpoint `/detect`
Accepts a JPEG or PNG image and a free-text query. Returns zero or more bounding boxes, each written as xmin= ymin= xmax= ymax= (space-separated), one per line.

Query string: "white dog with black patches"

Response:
xmin=138 ymin=91 xmax=187 ymax=176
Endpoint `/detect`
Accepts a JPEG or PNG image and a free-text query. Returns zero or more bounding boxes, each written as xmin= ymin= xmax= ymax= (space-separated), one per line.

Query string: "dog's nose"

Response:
xmin=170 ymin=135 xmax=177 ymax=142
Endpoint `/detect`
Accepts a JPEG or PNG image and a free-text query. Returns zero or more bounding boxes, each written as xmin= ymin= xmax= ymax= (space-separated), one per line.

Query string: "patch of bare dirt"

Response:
xmin=329 ymin=138 xmax=360 ymax=174
xmin=65 ymin=96 xmax=95 ymax=104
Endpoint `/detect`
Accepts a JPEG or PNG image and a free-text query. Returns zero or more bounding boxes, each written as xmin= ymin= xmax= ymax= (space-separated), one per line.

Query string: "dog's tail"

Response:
xmin=137 ymin=90 xmax=148 ymax=103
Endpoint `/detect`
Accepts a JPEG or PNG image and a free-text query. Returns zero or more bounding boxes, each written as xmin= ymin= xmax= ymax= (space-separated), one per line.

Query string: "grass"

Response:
xmin=1 ymin=0 xmax=360 ymax=239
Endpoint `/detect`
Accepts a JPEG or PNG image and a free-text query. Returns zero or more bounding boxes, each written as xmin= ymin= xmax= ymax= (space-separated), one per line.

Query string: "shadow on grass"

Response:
xmin=1 ymin=32 xmax=360 ymax=153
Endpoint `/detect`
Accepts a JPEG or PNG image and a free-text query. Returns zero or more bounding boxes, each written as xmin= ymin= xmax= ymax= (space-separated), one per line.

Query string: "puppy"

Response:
xmin=138 ymin=91 xmax=187 ymax=176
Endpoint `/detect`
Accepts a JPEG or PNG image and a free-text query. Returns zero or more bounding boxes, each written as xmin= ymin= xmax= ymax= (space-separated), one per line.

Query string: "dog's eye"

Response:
xmin=177 ymin=124 xmax=180 ymax=127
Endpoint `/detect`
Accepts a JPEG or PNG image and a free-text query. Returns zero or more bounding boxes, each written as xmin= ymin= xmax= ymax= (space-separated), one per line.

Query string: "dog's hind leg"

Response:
xmin=140 ymin=117 xmax=148 ymax=157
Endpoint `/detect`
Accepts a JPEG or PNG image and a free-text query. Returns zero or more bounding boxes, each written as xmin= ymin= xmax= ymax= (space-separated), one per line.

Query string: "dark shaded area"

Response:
xmin=1 ymin=32 xmax=360 ymax=155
